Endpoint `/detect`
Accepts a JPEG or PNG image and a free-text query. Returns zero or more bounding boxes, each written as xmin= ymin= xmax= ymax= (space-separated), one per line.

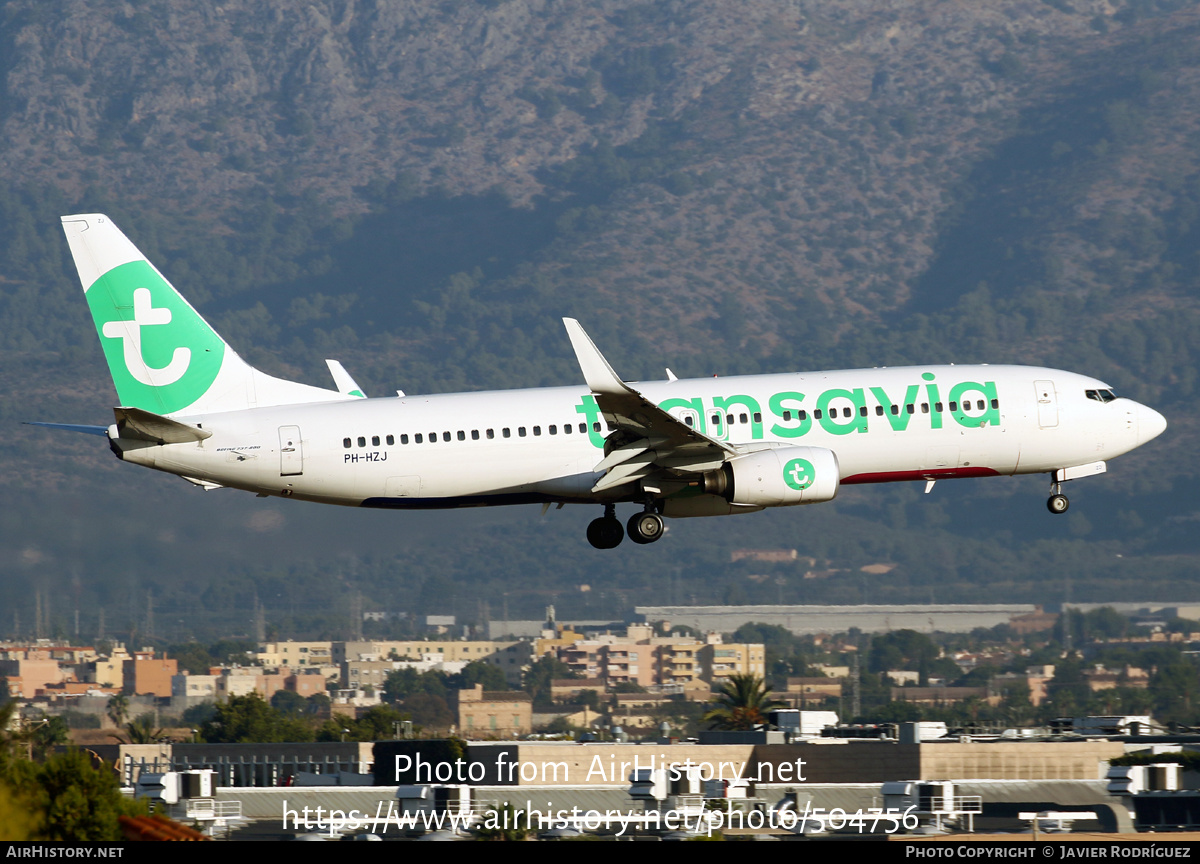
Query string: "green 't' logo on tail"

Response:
xmin=86 ymin=260 xmax=225 ymax=414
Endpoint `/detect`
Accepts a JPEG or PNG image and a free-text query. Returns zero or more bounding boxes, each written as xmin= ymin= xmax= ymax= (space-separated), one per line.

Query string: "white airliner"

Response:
xmin=40 ymin=214 xmax=1167 ymax=549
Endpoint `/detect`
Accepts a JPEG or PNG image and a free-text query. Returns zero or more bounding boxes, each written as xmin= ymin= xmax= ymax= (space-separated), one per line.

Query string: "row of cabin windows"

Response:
xmin=682 ymin=398 xmax=1001 ymax=427
xmin=341 ymin=398 xmax=1003 ymax=447
xmin=343 ymin=421 xmax=604 ymax=449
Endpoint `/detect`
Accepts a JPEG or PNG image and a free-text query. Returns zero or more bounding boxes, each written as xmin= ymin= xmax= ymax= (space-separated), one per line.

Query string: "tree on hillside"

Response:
xmin=523 ymin=656 xmax=576 ymax=707
xmin=453 ymin=660 xmax=508 ymax=691
xmin=270 ymin=690 xmax=307 ymax=716
xmin=1 ymin=702 xmax=148 ymax=841
xmin=199 ymin=693 xmax=313 ymax=743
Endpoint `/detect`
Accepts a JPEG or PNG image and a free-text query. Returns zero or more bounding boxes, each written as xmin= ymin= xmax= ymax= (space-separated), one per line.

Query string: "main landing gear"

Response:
xmin=627 ymin=510 xmax=665 ymax=545
xmin=587 ymin=504 xmax=665 ymax=548
xmin=587 ymin=505 xmax=624 ymax=549
xmin=1047 ymin=478 xmax=1069 ymax=515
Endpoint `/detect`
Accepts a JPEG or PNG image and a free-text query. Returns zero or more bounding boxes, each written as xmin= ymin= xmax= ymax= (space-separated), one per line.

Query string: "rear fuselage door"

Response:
xmin=1034 ymin=380 xmax=1058 ymax=428
xmin=279 ymin=425 xmax=303 ymax=476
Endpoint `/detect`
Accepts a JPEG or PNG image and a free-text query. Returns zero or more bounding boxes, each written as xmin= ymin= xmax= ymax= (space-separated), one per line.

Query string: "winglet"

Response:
xmin=563 ymin=318 xmax=629 ymax=395
xmin=325 ymin=359 xmax=367 ymax=398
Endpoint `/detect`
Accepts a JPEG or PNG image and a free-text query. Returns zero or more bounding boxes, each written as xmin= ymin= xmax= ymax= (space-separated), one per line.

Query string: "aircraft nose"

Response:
xmin=1137 ymin=403 xmax=1167 ymax=444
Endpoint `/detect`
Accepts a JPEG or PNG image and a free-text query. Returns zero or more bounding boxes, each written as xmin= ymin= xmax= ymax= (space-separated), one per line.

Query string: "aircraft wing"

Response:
xmin=563 ymin=318 xmax=735 ymax=493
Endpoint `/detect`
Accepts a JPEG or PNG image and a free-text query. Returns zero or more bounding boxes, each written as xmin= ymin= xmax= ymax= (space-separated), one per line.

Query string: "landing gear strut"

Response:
xmin=1047 ymin=479 xmax=1069 ymax=515
xmin=627 ymin=509 xmax=665 ymax=545
xmin=587 ymin=504 xmax=624 ymax=549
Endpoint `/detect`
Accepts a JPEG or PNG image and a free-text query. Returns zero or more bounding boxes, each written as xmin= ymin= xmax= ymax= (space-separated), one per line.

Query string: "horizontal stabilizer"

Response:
xmin=24 ymin=422 xmax=108 ymax=437
xmin=113 ymin=406 xmax=212 ymax=444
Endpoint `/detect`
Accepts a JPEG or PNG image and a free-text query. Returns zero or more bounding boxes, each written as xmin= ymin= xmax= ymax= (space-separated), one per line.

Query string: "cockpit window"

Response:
xmin=1085 ymin=389 xmax=1118 ymax=403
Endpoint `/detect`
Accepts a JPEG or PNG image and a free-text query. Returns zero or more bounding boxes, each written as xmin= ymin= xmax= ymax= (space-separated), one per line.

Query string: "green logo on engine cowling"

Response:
xmin=86 ymin=260 xmax=224 ymax=414
xmin=782 ymin=457 xmax=815 ymax=491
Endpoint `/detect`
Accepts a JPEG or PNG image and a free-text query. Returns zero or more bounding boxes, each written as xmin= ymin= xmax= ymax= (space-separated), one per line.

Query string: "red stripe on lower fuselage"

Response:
xmin=841 ymin=467 xmax=1002 ymax=485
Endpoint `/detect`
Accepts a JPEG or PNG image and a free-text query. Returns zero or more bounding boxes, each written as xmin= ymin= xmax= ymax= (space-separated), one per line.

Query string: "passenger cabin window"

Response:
xmin=343 ymin=438 xmax=351 ymax=448
xmin=739 ymin=413 xmax=748 ymax=424
xmin=415 ymin=433 xmax=423 ymax=443
xmin=684 ymin=416 xmax=694 ymax=427
xmin=486 ymin=429 xmax=494 ymax=439
xmin=533 ymin=426 xmax=542 ymax=436
xmin=372 ymin=435 xmax=380 ymax=446
xmin=518 ymin=427 xmax=527 ymax=437
xmin=782 ymin=410 xmax=792 ymax=421
xmin=875 ymin=406 xmax=884 ymax=416
xmin=400 ymin=434 xmax=409 ymax=444
xmin=357 ymin=436 xmax=366 ymax=447
xmin=890 ymin=405 xmax=899 ymax=416
xmin=503 ymin=428 xmax=511 ymax=438
xmin=471 ymin=430 xmax=480 ymax=440
xmin=549 ymin=425 xmax=557 ymax=435
xmin=753 ymin=412 xmax=762 ymax=423
xmin=814 ymin=409 xmax=823 ymax=420
xmin=578 ymin=423 xmax=587 ymax=433
xmin=386 ymin=435 xmax=394 ymax=445
xmin=443 ymin=431 xmax=451 ymax=442
xmin=948 ymin=402 xmax=957 ymax=412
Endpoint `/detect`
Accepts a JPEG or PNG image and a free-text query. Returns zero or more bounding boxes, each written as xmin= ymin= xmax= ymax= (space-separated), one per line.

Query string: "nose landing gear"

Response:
xmin=1047 ymin=478 xmax=1069 ymax=514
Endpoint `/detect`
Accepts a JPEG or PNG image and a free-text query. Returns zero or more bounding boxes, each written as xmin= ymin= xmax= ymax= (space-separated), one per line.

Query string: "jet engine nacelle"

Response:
xmin=705 ymin=446 xmax=840 ymax=507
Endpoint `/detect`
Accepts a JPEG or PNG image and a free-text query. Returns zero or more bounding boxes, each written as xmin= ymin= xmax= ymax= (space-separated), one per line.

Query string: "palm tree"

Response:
xmin=701 ymin=673 xmax=785 ymax=731
xmin=110 ymin=716 xmax=165 ymax=745
xmin=106 ymin=695 xmax=129 ymax=730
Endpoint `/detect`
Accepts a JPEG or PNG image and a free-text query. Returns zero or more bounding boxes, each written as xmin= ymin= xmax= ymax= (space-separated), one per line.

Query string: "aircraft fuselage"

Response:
xmin=114 ymin=364 xmax=1162 ymax=513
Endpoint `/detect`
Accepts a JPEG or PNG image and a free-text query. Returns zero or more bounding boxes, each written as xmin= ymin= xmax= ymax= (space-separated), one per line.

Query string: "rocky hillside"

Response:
xmin=1 ymin=0 xmax=1198 ymax=637
xmin=3 ymin=1 xmax=1197 ymax=347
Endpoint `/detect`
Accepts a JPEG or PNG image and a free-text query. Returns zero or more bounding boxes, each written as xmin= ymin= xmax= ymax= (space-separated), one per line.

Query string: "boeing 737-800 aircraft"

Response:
xmin=41 ymin=214 xmax=1167 ymax=549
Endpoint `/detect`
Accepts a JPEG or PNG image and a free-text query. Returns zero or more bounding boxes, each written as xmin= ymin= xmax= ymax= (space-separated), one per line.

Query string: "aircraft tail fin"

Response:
xmin=61 ymin=213 xmax=347 ymax=417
